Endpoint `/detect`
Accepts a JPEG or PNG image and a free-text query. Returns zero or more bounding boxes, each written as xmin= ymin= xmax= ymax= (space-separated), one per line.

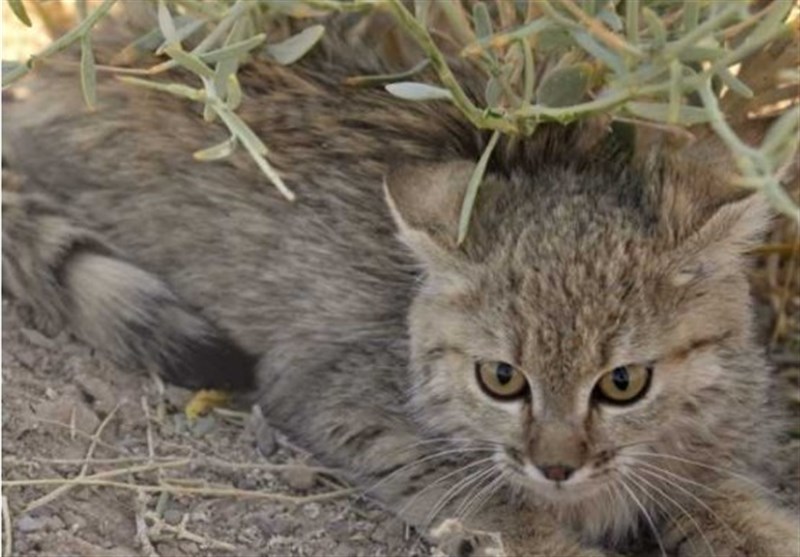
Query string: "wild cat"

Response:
xmin=3 ymin=22 xmax=799 ymax=557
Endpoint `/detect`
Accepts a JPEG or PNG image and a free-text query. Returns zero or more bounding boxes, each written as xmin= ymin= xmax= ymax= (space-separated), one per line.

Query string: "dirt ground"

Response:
xmin=1 ymin=299 xmax=431 ymax=557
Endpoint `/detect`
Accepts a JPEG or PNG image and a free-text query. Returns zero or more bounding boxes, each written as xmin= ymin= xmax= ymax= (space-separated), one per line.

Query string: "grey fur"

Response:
xmin=3 ymin=34 xmax=798 ymax=556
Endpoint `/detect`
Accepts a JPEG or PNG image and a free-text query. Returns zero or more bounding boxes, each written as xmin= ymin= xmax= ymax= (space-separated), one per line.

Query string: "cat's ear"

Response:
xmin=383 ymin=160 xmax=475 ymax=266
xmin=667 ymin=191 xmax=772 ymax=285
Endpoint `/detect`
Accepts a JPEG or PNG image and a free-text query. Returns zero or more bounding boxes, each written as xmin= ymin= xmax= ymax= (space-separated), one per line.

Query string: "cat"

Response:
xmin=3 ymin=21 xmax=799 ymax=557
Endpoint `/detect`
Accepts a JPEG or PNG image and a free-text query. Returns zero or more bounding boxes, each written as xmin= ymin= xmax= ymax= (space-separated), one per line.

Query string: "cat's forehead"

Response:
xmin=462 ymin=214 xmax=657 ymax=379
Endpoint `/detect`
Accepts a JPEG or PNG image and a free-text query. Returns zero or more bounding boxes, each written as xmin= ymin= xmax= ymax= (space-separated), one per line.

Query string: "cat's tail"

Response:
xmin=2 ymin=176 xmax=257 ymax=391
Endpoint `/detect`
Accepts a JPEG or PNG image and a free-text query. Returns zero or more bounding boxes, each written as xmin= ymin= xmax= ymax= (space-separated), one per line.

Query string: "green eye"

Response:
xmin=475 ymin=361 xmax=529 ymax=400
xmin=594 ymin=365 xmax=652 ymax=405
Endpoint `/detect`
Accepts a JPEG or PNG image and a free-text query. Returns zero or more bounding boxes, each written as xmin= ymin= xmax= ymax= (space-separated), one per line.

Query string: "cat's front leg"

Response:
xmin=427 ymin=504 xmax=618 ymax=557
xmin=665 ymin=479 xmax=799 ymax=557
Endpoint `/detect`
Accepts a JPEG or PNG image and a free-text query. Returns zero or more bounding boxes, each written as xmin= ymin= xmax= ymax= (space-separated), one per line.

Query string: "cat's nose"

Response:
xmin=539 ymin=464 xmax=575 ymax=482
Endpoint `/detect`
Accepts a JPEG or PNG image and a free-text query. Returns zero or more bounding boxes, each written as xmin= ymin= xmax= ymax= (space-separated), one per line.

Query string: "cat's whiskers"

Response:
xmin=364 ymin=446 xmax=497 ymax=497
xmin=381 ymin=437 xmax=502 ymax=459
xmin=626 ymin=459 xmax=719 ymax=495
xmin=457 ymin=469 xmax=508 ymax=523
xmin=615 ymin=472 xmax=667 ymax=557
xmin=398 ymin=455 xmax=497 ymax=519
xmin=625 ymin=468 xmax=714 ymax=557
xmin=453 ymin=464 xmax=501 ymax=519
xmin=625 ymin=451 xmax=775 ymax=496
xmin=629 ymin=459 xmax=740 ymax=544
xmin=423 ymin=462 xmax=499 ymax=529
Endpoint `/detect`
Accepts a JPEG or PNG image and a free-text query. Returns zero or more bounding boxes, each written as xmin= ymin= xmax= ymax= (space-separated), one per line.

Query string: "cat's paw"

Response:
xmin=429 ymin=518 xmax=616 ymax=557
xmin=430 ymin=518 xmax=506 ymax=557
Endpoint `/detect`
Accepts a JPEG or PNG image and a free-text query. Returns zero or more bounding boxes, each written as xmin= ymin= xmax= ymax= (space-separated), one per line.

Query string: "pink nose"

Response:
xmin=539 ymin=464 xmax=575 ymax=482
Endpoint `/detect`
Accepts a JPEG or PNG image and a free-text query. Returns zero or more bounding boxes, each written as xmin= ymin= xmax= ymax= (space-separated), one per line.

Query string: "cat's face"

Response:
xmin=386 ymin=152 xmax=770 ymax=526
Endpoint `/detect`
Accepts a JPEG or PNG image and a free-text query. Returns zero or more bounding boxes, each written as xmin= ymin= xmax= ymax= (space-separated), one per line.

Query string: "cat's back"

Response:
xmin=2 ymin=52 xmax=476 ymax=355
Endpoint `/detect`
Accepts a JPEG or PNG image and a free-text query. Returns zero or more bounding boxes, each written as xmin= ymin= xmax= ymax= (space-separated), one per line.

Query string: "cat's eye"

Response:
xmin=594 ymin=365 xmax=652 ymax=405
xmin=475 ymin=361 xmax=529 ymax=400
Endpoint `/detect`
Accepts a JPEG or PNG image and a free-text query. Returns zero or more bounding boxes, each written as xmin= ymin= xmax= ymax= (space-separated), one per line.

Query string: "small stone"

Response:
xmin=44 ymin=515 xmax=65 ymax=531
xmin=20 ymin=328 xmax=56 ymax=349
xmin=44 ymin=387 xmax=57 ymax=400
xmin=17 ymin=514 xmax=46 ymax=532
xmin=303 ymin=503 xmax=321 ymax=520
xmin=163 ymin=509 xmax=183 ymax=526
xmin=253 ymin=513 xmax=297 ymax=538
xmin=178 ymin=541 xmax=199 ymax=554
xmin=282 ymin=466 xmax=316 ymax=491
xmin=190 ymin=414 xmax=217 ymax=437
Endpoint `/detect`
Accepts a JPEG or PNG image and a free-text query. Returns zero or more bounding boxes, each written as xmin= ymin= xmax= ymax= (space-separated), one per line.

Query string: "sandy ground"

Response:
xmin=2 ymin=299 xmax=430 ymax=557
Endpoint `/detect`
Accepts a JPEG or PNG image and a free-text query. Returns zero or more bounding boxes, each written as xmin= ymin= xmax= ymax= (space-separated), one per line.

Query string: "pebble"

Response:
xmin=178 ymin=541 xmax=200 ymax=554
xmin=20 ymin=327 xmax=56 ymax=349
xmin=282 ymin=466 xmax=316 ymax=490
xmin=16 ymin=515 xmax=46 ymax=532
xmin=163 ymin=509 xmax=183 ymax=526
xmin=303 ymin=503 xmax=321 ymax=520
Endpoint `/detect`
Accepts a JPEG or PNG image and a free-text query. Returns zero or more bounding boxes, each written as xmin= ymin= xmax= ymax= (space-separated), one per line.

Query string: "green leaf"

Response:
xmin=343 ymin=59 xmax=430 ymax=87
xmin=414 ymin=0 xmax=430 ymax=26
xmin=156 ymin=18 xmax=205 ymax=55
xmin=536 ymin=64 xmax=593 ymax=108
xmin=164 ymin=44 xmax=215 ymax=79
xmin=265 ymin=25 xmax=325 ymax=66
xmin=194 ymin=136 xmax=237 ymax=161
xmin=117 ymin=76 xmax=204 ymax=101
xmin=716 ymin=67 xmax=753 ymax=98
xmin=226 ymin=74 xmax=242 ymax=110
xmin=642 ymin=7 xmax=666 ymax=49
xmin=210 ymin=101 xmax=268 ymax=156
xmin=157 ymin=0 xmax=178 ymax=44
xmin=8 ymin=0 xmax=32 ymax=27
xmin=457 ymin=130 xmax=500 ymax=245
xmin=626 ymin=102 xmax=712 ymax=125
xmin=520 ymin=39 xmax=535 ymax=105
xmin=472 ymin=2 xmax=496 ymax=65
xmin=80 ymin=33 xmax=97 ymax=109
xmin=596 ymin=6 xmax=623 ymax=32
xmin=201 ymin=34 xmax=266 ymax=65
xmin=385 ymin=82 xmax=454 ymax=101
xmin=484 ymin=76 xmax=503 ymax=107
xmin=472 ymin=2 xmax=493 ymax=39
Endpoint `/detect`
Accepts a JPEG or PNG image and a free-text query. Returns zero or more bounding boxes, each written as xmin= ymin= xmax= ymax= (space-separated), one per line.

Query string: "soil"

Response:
xmin=2 ymin=299 xmax=430 ymax=557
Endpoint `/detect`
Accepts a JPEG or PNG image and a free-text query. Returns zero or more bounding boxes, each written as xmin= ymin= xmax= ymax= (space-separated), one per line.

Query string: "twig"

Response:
xmin=32 ymin=417 xmax=127 ymax=454
xmin=384 ymin=0 xmax=516 ymax=134
xmin=9 ymin=460 xmax=191 ymax=487
xmin=135 ymin=491 xmax=160 ymax=557
xmin=2 ymin=456 xmax=337 ymax=476
xmin=141 ymin=396 xmax=156 ymax=464
xmin=146 ymin=511 xmax=238 ymax=552
xmin=6 ymin=476 xmax=356 ymax=504
xmin=2 ymin=495 xmax=12 ymax=557
xmin=24 ymin=403 xmax=123 ymax=513
xmin=3 ymin=455 xmax=189 ymax=466
xmin=550 ymin=0 xmax=643 ymax=57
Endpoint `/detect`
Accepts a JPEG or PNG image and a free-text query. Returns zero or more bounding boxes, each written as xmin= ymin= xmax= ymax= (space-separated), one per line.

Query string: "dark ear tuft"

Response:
xmin=384 ymin=160 xmax=475 ymax=264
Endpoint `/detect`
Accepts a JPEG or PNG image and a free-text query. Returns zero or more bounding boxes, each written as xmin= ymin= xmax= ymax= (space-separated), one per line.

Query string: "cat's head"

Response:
xmin=385 ymin=130 xmax=773 ymax=534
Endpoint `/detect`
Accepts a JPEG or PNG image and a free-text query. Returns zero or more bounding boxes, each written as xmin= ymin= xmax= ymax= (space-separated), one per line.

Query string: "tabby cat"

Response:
xmin=3 ymin=19 xmax=798 ymax=557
